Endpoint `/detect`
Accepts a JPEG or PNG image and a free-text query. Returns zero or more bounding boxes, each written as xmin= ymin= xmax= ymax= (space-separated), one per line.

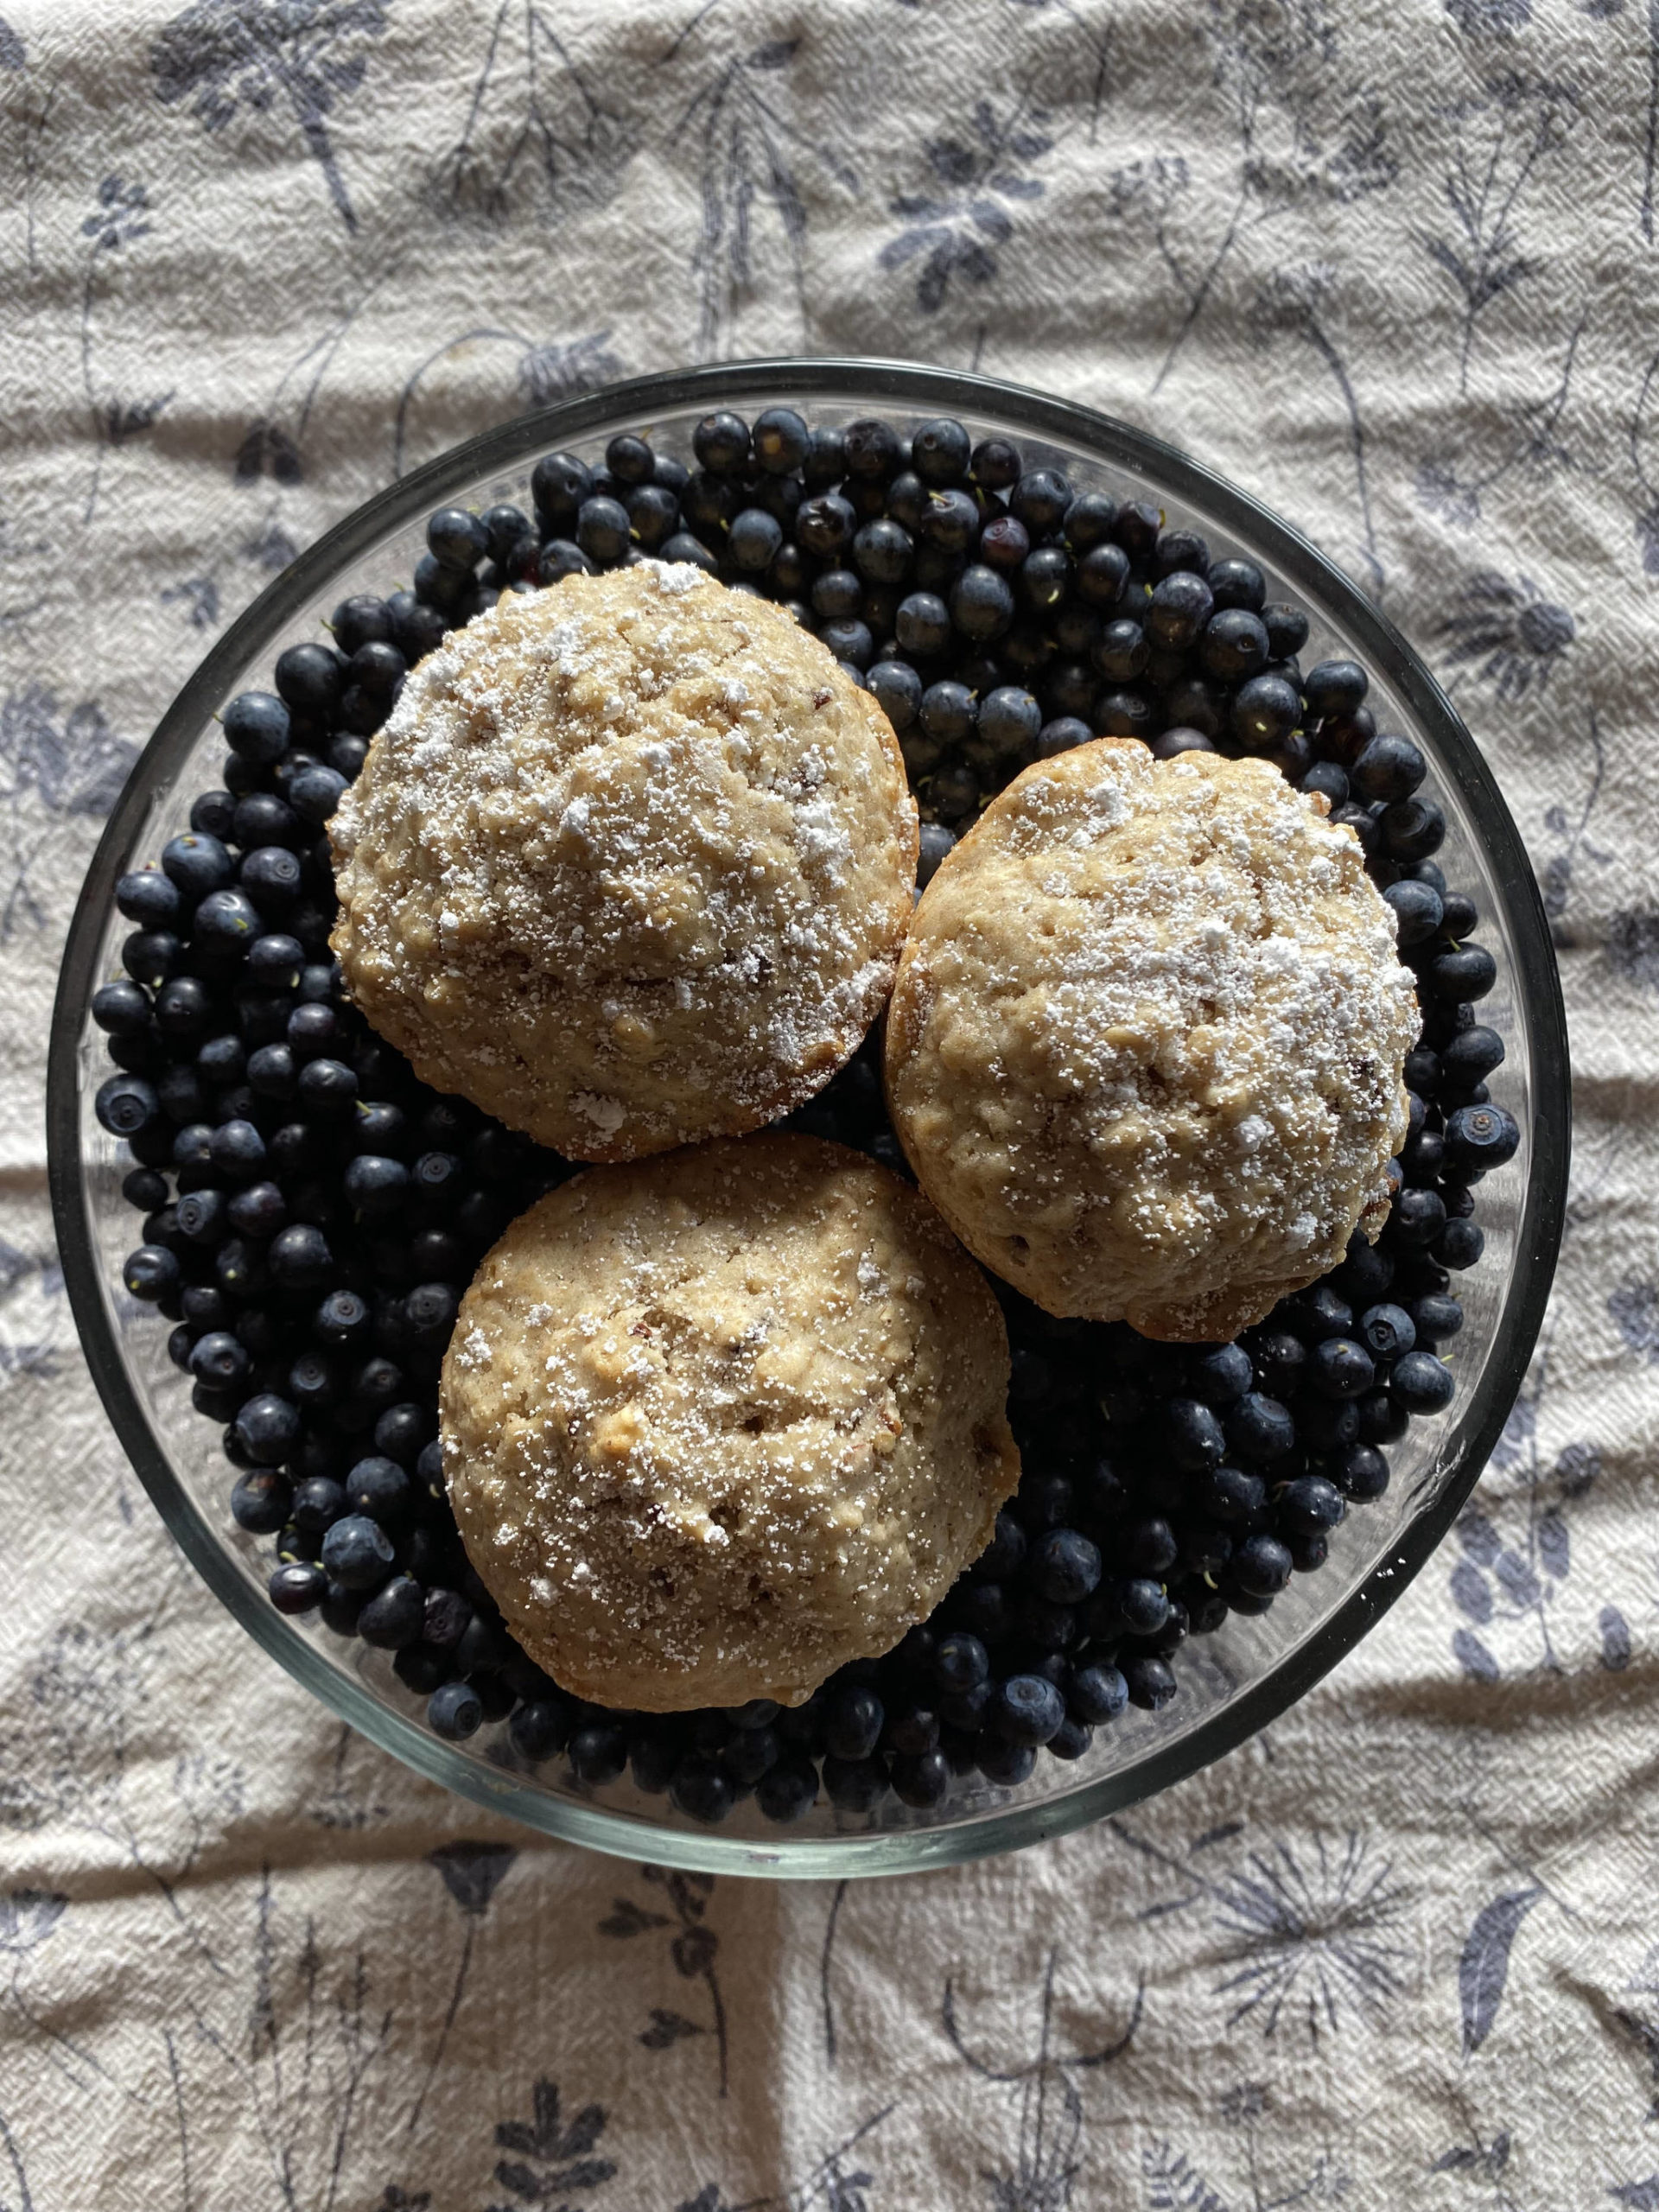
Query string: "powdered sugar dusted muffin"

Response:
xmin=329 ymin=563 xmax=917 ymax=1160
xmin=439 ymin=1132 xmax=1020 ymax=1711
xmin=885 ymin=741 xmax=1418 ymax=1341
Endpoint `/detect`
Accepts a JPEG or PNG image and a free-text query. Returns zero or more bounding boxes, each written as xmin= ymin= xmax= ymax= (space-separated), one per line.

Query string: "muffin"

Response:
xmin=885 ymin=740 xmax=1418 ymax=1340
xmin=329 ymin=563 xmax=917 ymax=1161
xmin=440 ymin=1131 xmax=1020 ymax=1711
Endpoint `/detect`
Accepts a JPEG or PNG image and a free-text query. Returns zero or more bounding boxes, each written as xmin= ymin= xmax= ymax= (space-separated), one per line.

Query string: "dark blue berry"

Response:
xmin=1439 ymin=1026 xmax=1504 ymax=1087
xmin=291 ymin=1476 xmax=347 ymax=1531
xmin=1091 ymin=618 xmax=1147 ymax=681
xmin=824 ymin=1685 xmax=885 ymax=1762
xmin=910 ymin=416 xmax=971 ymax=483
xmin=993 ymin=1673 xmax=1066 ymax=1745
xmin=694 ymin=412 xmax=751 ymax=474
xmin=1231 ymin=1531 xmax=1293 ymax=1597
xmin=950 ymin=564 xmax=1015 ymax=642
xmin=1275 ymin=1474 xmax=1345 ymax=1535
xmin=1036 ymin=715 xmax=1091 ymax=759
xmin=233 ymin=1390 xmax=301 ymax=1465
xmin=933 ymin=1630 xmax=989 ymax=1692
xmin=575 ymin=495 xmax=631 ymax=565
xmin=1435 ymin=1219 xmax=1485 ymax=1269
xmin=1122 ymin=1655 xmax=1179 ymax=1710
xmin=426 ymin=506 xmax=487 ymax=571
xmin=346 ymin=1455 xmax=411 ymax=1521
xmin=1187 ymin=1342 xmax=1252 ymax=1404
xmin=917 ymin=822 xmax=957 ymax=885
xmin=222 ymin=690 xmax=291 ymax=764
xmin=1443 ymin=1102 xmax=1517 ymax=1172
xmin=896 ymin=592 xmax=950 ymax=656
xmin=1390 ymin=1350 xmax=1456 ymax=1414
xmin=428 ymin=1679 xmax=483 ymax=1739
xmin=122 ymin=1243 xmax=180 ymax=1300
xmin=358 ymin=1573 xmax=424 ymax=1649
xmin=1165 ymin=1397 xmax=1225 ymax=1471
xmin=1030 ymin=1527 xmax=1101 ymax=1605
xmin=162 ymin=831 xmax=234 ymax=901
xmin=1380 ymin=793 xmax=1446 ymax=861
xmin=274 ymin=642 xmax=344 ymax=718
xmin=270 ymin=1560 xmax=325 ymax=1615
xmin=569 ymin=1724 xmax=629 ymax=1785
xmin=920 ymin=679 xmax=977 ymax=745
xmin=728 ymin=505 xmax=784 ymax=573
xmin=1308 ymin=1337 xmax=1376 ymax=1400
xmin=1231 ymin=673 xmax=1300 ymax=750
xmin=321 ymin=1512 xmax=395 ymax=1589
xmin=1357 ymin=1302 xmax=1416 ymax=1360
xmin=1146 ymin=569 xmax=1214 ymax=650
xmin=867 ymin=659 xmax=923 ymax=732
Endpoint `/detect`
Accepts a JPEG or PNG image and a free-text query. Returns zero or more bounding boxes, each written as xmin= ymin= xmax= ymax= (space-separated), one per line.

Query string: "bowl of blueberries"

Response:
xmin=48 ymin=359 xmax=1570 ymax=1875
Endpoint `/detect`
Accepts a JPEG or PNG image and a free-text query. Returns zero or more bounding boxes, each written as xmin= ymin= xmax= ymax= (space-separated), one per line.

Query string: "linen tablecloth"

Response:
xmin=3 ymin=2 xmax=1657 ymax=2203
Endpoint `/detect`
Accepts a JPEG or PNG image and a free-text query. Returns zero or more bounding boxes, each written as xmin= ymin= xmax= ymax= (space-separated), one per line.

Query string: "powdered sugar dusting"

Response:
xmin=329 ymin=565 xmax=917 ymax=1162
xmin=888 ymin=741 xmax=1419 ymax=1340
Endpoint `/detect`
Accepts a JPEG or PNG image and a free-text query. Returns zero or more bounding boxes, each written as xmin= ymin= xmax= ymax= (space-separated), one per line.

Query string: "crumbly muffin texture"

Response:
xmin=885 ymin=741 xmax=1419 ymax=1341
xmin=330 ymin=563 xmax=917 ymax=1161
xmin=439 ymin=1132 xmax=1021 ymax=1711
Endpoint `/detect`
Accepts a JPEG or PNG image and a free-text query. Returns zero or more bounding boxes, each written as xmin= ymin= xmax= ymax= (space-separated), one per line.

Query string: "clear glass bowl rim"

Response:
xmin=47 ymin=355 xmax=1572 ymax=1878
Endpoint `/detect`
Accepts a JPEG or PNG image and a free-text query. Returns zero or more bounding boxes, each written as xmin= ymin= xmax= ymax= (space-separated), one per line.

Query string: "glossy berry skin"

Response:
xmin=428 ymin=1680 xmax=483 ymax=1740
xmin=1146 ymin=570 xmax=1214 ymax=650
xmin=320 ymin=1513 xmax=395 ymax=1590
xmin=1443 ymin=1103 xmax=1519 ymax=1171
xmin=1231 ymin=1532 xmax=1294 ymax=1598
xmin=1357 ymin=1303 xmax=1416 ymax=1360
xmin=950 ymin=565 xmax=1015 ymax=642
xmin=269 ymin=1561 xmax=326 ymax=1615
xmin=1308 ymin=1337 xmax=1376 ymax=1400
xmin=233 ymin=1391 xmax=300 ymax=1465
xmin=1390 ymin=1350 xmax=1457 ymax=1414
xmin=824 ymin=1685 xmax=885 ymax=1763
xmin=1275 ymin=1475 xmax=1345 ymax=1536
xmin=993 ymin=1674 xmax=1066 ymax=1746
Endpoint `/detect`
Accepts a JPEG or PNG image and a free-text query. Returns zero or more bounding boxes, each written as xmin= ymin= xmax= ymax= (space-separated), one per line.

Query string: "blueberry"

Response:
xmin=906 ymin=416 xmax=969 ymax=485
xmin=387 ymin=592 xmax=448 ymax=662
xmin=744 ymin=1757 xmax=814 ymax=1822
xmin=850 ymin=518 xmax=911 ymax=587
xmin=357 ymin=1573 xmax=425 ymax=1649
xmin=1091 ymin=687 xmax=1157 ymax=741
xmin=841 ymin=416 xmax=901 ymax=480
xmin=1383 ymin=877 xmax=1444 ymax=948
xmin=933 ymin=1630 xmax=989 ymax=1693
xmin=575 ymin=495 xmax=631 ymax=566
xmin=823 ymin=1684 xmax=884 ymax=1762
xmin=1308 ymin=1337 xmax=1376 ymax=1400
xmin=290 ymin=1475 xmax=347 ymax=1533
xmin=1030 ymin=1527 xmax=1101 ymax=1605
xmin=1199 ymin=607 xmax=1269 ymax=681
xmin=563 ymin=1723 xmax=628 ymax=1787
xmin=671 ymin=1756 xmax=736 ymax=1825
xmin=1408 ymin=1292 xmax=1465 ymax=1344
xmin=320 ymin=1512 xmax=395 ymax=1589
xmin=423 ymin=506 xmax=486 ymax=573
xmin=819 ymin=618 xmax=874 ymax=669
xmin=346 ymin=1455 xmax=411 ymax=1522
xmin=1153 ymin=525 xmax=1211 ymax=578
xmin=1117 ymin=1655 xmax=1175 ymax=1711
xmin=1388 ymin=1187 xmax=1447 ymax=1249
xmin=226 ymin=1180 xmax=287 ymax=1238
xmin=1187 ymin=1342 xmax=1252 ymax=1405
xmin=976 ymin=686 xmax=1042 ymax=757
xmin=230 ymin=1467 xmax=289 ymax=1534
xmin=1357 ymin=1302 xmax=1416 ymax=1359
xmin=296 ymin=1058 xmax=358 ymax=1118
xmin=893 ymin=591 xmax=950 ymax=658
xmin=1304 ymin=658 xmax=1368 ymax=718
xmin=270 ymin=1561 xmax=326 ymax=1615
xmin=92 ymin=979 xmax=153 ymax=1039
xmin=867 ymin=659 xmax=925 ymax=735
xmin=1287 ymin=1285 xmax=1353 ymax=1344
xmin=1425 ymin=944 xmax=1497 ymax=1003
xmin=1275 ymin=1474 xmax=1345 ymax=1536
xmin=1036 ymin=716 xmax=1091 ymax=759
xmin=427 ymin=1679 xmax=483 ymax=1739
xmin=1066 ymin=1661 xmax=1128 ymax=1726
xmin=268 ymin=1223 xmax=334 ymax=1288
xmin=1231 ymin=673 xmax=1301 ymax=751
xmin=273 ymin=642 xmax=345 ymax=720
xmin=162 ymin=831 xmax=234 ymax=902
xmin=1231 ymin=1531 xmax=1293 ymax=1598
xmin=1224 ymin=1391 xmax=1296 ymax=1464
xmin=1146 ymin=569 xmax=1214 ymax=651
xmin=950 ymin=564 xmax=1015 ymax=642
xmin=992 ymin=1673 xmax=1066 ymax=1746
xmin=122 ymin=1166 xmax=170 ymax=1213
xmin=920 ymin=679 xmax=977 ymax=746
xmin=342 ymin=1154 xmax=411 ymax=1218
xmin=1071 ymin=543 xmax=1128 ymax=612
xmin=1391 ymin=1350 xmax=1456 ymax=1414
xmin=1127 ymin=1515 xmax=1179 ymax=1575
xmin=1436 ymin=1026 xmax=1503 ymax=1092
xmin=1164 ymin=1397 xmax=1225 ymax=1471
xmin=693 ymin=411 xmax=752 ymax=474
xmin=1088 ymin=616 xmax=1147 ymax=684
xmin=233 ymin=1390 xmax=301 ymax=1465
xmin=1262 ymin=604 xmax=1310 ymax=657
xmin=1435 ymin=1218 xmax=1486 ymax=1269
xmin=1380 ymin=793 xmax=1446 ymax=861
xmin=222 ymin=691 xmax=291 ymax=765
xmin=593 ymin=436 xmax=651 ymax=493
xmin=208 ymin=1117 xmax=266 ymax=1182
xmin=917 ymin=822 xmax=957 ymax=886
xmin=122 ymin=1243 xmax=181 ymax=1301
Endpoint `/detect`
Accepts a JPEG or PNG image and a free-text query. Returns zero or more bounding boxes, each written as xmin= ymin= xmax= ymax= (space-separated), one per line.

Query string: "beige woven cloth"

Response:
xmin=3 ymin=2 xmax=1657 ymax=2204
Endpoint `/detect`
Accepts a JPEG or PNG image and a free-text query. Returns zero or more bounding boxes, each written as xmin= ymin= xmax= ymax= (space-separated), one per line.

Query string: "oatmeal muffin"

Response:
xmin=329 ymin=563 xmax=917 ymax=1161
xmin=885 ymin=741 xmax=1417 ymax=1341
xmin=440 ymin=1131 xmax=1020 ymax=1711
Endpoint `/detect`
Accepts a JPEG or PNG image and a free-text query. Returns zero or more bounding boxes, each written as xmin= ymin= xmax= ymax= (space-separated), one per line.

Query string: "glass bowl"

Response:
xmin=48 ymin=359 xmax=1570 ymax=1878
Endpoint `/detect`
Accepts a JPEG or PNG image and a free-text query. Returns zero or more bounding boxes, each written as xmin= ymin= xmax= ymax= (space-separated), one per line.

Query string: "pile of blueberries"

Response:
xmin=96 ymin=406 xmax=1519 ymax=1829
